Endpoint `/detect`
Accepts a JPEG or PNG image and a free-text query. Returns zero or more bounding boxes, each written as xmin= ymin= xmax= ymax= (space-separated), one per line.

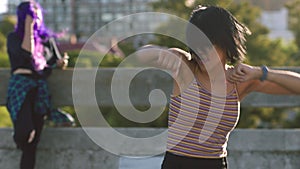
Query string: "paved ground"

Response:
xmin=119 ymin=156 xmax=164 ymax=169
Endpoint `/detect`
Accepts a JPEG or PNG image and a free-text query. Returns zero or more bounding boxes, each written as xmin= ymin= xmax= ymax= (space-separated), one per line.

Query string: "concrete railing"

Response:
xmin=1 ymin=128 xmax=300 ymax=169
xmin=1 ymin=68 xmax=300 ymax=169
xmin=1 ymin=67 xmax=300 ymax=107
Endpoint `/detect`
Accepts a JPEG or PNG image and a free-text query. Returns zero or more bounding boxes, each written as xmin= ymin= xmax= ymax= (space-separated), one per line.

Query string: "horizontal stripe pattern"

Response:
xmin=167 ymin=79 xmax=239 ymax=158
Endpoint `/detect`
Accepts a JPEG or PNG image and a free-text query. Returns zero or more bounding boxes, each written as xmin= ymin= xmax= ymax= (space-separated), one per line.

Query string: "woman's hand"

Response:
xmin=227 ymin=63 xmax=261 ymax=83
xmin=56 ymin=52 xmax=69 ymax=69
xmin=157 ymin=48 xmax=191 ymax=77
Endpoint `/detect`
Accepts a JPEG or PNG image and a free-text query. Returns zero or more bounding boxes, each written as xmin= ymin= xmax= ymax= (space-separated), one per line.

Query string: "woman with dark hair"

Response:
xmin=137 ymin=5 xmax=300 ymax=169
xmin=6 ymin=1 xmax=69 ymax=169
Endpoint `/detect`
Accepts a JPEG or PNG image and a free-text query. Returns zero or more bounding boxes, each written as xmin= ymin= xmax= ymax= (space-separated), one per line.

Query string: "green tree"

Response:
xmin=0 ymin=32 xmax=6 ymax=53
xmin=0 ymin=15 xmax=16 ymax=52
xmin=230 ymin=2 xmax=298 ymax=66
xmin=0 ymin=15 xmax=16 ymax=68
xmin=0 ymin=32 xmax=9 ymax=68
xmin=152 ymin=0 xmax=232 ymax=19
xmin=0 ymin=15 xmax=16 ymax=36
xmin=285 ymin=0 xmax=300 ymax=66
xmin=286 ymin=0 xmax=300 ymax=49
xmin=152 ymin=0 xmax=298 ymax=66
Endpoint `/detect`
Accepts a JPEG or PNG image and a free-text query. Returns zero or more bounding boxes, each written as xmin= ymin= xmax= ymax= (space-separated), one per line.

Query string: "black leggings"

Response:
xmin=13 ymin=88 xmax=45 ymax=169
xmin=161 ymin=152 xmax=228 ymax=169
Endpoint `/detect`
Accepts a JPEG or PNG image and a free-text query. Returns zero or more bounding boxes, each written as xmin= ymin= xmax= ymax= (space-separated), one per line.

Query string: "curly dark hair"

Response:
xmin=186 ymin=5 xmax=251 ymax=64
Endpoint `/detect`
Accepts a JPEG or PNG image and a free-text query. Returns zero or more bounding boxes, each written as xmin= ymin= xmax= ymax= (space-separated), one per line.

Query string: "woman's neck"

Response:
xmin=194 ymin=61 xmax=230 ymax=94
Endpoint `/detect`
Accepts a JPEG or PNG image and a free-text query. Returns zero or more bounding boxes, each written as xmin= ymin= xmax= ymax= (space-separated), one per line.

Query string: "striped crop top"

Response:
xmin=167 ymin=79 xmax=240 ymax=158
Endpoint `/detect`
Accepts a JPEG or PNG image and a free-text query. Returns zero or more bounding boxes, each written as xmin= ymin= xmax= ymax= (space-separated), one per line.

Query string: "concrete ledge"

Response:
xmin=0 ymin=128 xmax=119 ymax=169
xmin=1 ymin=128 xmax=300 ymax=169
xmin=1 ymin=68 xmax=300 ymax=107
xmin=228 ymin=129 xmax=300 ymax=151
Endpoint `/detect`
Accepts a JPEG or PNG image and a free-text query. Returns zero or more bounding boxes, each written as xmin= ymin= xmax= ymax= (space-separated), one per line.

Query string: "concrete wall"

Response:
xmin=1 ymin=68 xmax=300 ymax=107
xmin=227 ymin=129 xmax=300 ymax=169
xmin=1 ymin=128 xmax=300 ymax=169
xmin=0 ymin=128 xmax=119 ymax=169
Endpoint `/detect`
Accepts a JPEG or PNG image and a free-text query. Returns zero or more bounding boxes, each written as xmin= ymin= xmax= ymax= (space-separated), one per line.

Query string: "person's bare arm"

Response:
xmin=229 ymin=63 xmax=300 ymax=98
xmin=135 ymin=45 xmax=191 ymax=73
xmin=21 ymin=15 xmax=35 ymax=53
xmin=136 ymin=45 xmax=194 ymax=96
xmin=263 ymin=69 xmax=300 ymax=94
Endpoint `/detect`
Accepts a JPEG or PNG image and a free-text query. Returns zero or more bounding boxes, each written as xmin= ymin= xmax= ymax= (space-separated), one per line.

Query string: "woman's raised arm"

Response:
xmin=21 ymin=15 xmax=35 ymax=53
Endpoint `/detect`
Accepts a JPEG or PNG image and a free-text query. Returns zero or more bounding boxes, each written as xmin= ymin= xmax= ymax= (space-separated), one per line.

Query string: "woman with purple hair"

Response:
xmin=6 ymin=1 xmax=69 ymax=168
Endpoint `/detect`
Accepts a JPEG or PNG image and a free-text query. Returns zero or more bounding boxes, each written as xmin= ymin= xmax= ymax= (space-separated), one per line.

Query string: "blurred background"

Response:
xmin=0 ymin=0 xmax=300 ymax=129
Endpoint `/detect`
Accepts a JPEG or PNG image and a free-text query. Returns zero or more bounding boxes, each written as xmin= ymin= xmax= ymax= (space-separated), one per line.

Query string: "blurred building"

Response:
xmin=5 ymin=0 xmax=294 ymax=44
xmin=234 ymin=0 xmax=294 ymax=42
xmin=260 ymin=8 xmax=293 ymax=41
xmin=6 ymin=0 xmax=166 ymax=43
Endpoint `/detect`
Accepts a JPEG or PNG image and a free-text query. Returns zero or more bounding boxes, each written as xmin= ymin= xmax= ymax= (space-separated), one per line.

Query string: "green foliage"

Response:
xmin=118 ymin=40 xmax=136 ymax=57
xmin=0 ymin=15 xmax=15 ymax=68
xmin=64 ymin=50 xmax=81 ymax=67
xmin=282 ymin=108 xmax=300 ymax=128
xmin=151 ymin=0 xmax=299 ymax=67
xmin=0 ymin=15 xmax=16 ymax=36
xmin=229 ymin=2 xmax=298 ymax=66
xmin=238 ymin=107 xmax=282 ymax=128
xmin=0 ymin=107 xmax=12 ymax=127
xmin=65 ymin=49 xmax=123 ymax=68
xmin=101 ymin=106 xmax=168 ymax=127
xmin=150 ymin=20 xmax=187 ymax=49
xmin=238 ymin=107 xmax=300 ymax=129
xmin=0 ymin=52 xmax=10 ymax=67
xmin=100 ymin=53 xmax=123 ymax=67
xmin=152 ymin=0 xmax=232 ymax=19
xmin=285 ymin=0 xmax=300 ymax=62
xmin=286 ymin=0 xmax=300 ymax=48
xmin=152 ymin=0 xmax=192 ymax=19
xmin=246 ymin=37 xmax=298 ymax=66
xmin=0 ymin=32 xmax=9 ymax=68
xmin=0 ymin=32 xmax=6 ymax=53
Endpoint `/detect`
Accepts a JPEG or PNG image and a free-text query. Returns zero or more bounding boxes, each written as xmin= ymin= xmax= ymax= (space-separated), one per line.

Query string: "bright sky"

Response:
xmin=0 ymin=0 xmax=8 ymax=14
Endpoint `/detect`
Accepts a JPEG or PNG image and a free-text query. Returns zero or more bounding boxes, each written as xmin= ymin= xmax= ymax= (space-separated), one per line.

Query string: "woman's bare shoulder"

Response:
xmin=235 ymin=80 xmax=258 ymax=100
